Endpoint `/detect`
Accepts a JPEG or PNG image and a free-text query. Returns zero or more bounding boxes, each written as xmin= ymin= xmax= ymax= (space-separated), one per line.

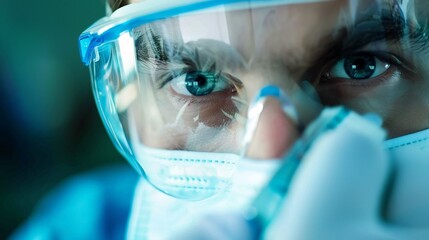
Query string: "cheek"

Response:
xmin=166 ymin=88 xmax=240 ymax=128
xmin=195 ymin=98 xmax=238 ymax=127
xmin=317 ymin=67 xmax=401 ymax=104
xmin=135 ymin=89 xmax=241 ymax=149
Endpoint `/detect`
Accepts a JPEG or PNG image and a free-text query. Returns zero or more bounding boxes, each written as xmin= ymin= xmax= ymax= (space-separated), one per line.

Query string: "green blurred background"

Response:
xmin=0 ymin=0 xmax=127 ymax=237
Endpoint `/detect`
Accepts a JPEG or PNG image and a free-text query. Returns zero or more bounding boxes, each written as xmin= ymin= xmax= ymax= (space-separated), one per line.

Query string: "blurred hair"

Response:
xmin=108 ymin=0 xmax=129 ymax=11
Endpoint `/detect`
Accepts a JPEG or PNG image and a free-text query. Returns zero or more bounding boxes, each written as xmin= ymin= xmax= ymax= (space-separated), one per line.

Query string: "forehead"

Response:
xmin=226 ymin=1 xmax=348 ymax=72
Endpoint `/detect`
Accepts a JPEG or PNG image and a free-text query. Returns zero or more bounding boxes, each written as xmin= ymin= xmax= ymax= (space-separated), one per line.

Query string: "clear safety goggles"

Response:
xmin=79 ymin=0 xmax=429 ymax=199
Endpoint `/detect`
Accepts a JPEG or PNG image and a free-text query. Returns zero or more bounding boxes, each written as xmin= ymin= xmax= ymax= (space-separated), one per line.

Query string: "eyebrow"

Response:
xmin=135 ymin=28 xmax=169 ymax=62
xmin=327 ymin=3 xmax=407 ymax=58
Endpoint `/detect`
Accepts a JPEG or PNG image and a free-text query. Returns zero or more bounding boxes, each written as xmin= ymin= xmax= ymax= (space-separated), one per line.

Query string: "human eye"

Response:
xmin=169 ymin=71 xmax=232 ymax=97
xmin=320 ymin=51 xmax=398 ymax=86
xmin=326 ymin=52 xmax=391 ymax=81
xmin=309 ymin=47 xmax=413 ymax=104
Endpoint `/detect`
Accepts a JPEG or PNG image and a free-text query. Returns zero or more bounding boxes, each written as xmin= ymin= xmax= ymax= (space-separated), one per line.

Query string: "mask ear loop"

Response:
xmin=241 ymin=85 xmax=299 ymax=157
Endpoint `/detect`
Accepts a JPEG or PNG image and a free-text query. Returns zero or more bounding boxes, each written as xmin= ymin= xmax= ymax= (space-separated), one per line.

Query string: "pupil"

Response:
xmin=344 ymin=54 xmax=376 ymax=79
xmin=185 ymin=71 xmax=216 ymax=96
xmin=353 ymin=59 xmax=365 ymax=70
xmin=195 ymin=74 xmax=207 ymax=87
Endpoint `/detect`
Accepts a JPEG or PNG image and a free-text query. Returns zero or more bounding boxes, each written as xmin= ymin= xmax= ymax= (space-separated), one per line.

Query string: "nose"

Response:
xmin=243 ymin=87 xmax=300 ymax=160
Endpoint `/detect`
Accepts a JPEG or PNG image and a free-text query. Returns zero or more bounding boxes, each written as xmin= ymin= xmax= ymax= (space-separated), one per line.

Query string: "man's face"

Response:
xmin=123 ymin=0 xmax=429 ymax=156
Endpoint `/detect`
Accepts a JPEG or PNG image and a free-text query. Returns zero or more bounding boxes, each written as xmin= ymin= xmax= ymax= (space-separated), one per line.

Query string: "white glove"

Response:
xmin=264 ymin=119 xmax=429 ymax=240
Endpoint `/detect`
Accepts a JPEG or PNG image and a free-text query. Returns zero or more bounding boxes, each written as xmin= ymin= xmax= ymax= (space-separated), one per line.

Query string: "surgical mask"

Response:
xmin=130 ymin=131 xmax=241 ymax=200
xmin=385 ymin=128 xmax=429 ymax=161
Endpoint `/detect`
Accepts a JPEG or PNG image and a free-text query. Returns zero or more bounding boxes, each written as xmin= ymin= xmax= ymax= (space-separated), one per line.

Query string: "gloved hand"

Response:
xmin=175 ymin=112 xmax=429 ymax=240
xmin=264 ymin=122 xmax=429 ymax=240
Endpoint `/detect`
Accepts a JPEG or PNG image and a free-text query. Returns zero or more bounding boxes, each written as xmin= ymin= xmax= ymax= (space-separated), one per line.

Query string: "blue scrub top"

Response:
xmin=10 ymin=165 xmax=139 ymax=240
